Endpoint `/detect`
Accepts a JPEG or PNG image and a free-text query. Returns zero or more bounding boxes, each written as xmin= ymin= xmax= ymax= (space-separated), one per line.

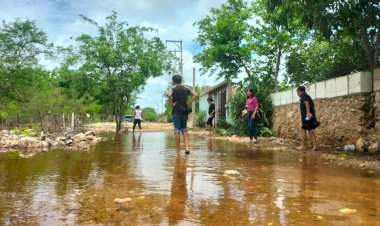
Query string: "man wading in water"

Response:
xmin=132 ymin=105 xmax=143 ymax=133
xmin=168 ymin=75 xmax=197 ymax=154
xmin=206 ymin=97 xmax=215 ymax=135
xmin=296 ymin=86 xmax=319 ymax=151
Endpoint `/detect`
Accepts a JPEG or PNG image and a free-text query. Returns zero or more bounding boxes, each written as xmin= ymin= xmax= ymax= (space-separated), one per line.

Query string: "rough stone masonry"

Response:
xmin=272 ymin=91 xmax=380 ymax=153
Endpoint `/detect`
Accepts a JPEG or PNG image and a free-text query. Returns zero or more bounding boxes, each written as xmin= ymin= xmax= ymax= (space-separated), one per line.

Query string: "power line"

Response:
xmin=166 ymin=40 xmax=183 ymax=77
xmin=183 ymin=44 xmax=200 ymax=65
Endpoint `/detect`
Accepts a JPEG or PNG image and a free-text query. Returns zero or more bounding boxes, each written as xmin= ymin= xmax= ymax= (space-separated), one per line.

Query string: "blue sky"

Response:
xmin=0 ymin=0 xmax=229 ymax=113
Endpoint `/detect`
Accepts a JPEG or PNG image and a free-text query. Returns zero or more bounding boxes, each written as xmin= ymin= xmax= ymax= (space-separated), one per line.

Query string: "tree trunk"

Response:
xmin=54 ymin=114 xmax=59 ymax=132
xmin=114 ymin=105 xmax=121 ymax=132
xmin=374 ymin=19 xmax=380 ymax=70
xmin=274 ymin=46 xmax=282 ymax=91
xmin=115 ymin=97 xmax=128 ymax=132
xmin=360 ymin=27 xmax=375 ymax=72
xmin=243 ymin=63 xmax=252 ymax=78
xmin=62 ymin=114 xmax=65 ymax=130
xmin=116 ymin=117 xmax=122 ymax=132
xmin=359 ymin=26 xmax=377 ymax=91
xmin=17 ymin=112 xmax=20 ymax=128
xmin=39 ymin=111 xmax=43 ymax=130
xmin=115 ymin=106 xmax=124 ymax=132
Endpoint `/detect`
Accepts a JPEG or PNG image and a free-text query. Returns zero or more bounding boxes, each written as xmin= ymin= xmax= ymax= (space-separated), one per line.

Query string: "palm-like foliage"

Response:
xmin=230 ymin=76 xmax=273 ymax=135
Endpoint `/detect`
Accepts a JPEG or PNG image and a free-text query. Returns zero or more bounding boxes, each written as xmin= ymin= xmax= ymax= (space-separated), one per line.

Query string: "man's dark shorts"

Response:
xmin=206 ymin=117 xmax=214 ymax=126
xmin=301 ymin=117 xmax=320 ymax=131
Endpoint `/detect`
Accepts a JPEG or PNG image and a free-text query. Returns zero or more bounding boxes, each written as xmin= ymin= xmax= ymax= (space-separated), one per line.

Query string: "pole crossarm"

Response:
xmin=166 ymin=40 xmax=183 ymax=77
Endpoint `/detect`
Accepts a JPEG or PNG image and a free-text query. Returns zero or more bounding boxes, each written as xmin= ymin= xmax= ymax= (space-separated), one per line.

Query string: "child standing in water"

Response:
xmin=132 ymin=105 xmax=143 ymax=133
xmin=168 ymin=75 xmax=198 ymax=154
xmin=246 ymin=88 xmax=259 ymax=143
xmin=206 ymin=97 xmax=215 ymax=135
xmin=296 ymin=86 xmax=318 ymax=151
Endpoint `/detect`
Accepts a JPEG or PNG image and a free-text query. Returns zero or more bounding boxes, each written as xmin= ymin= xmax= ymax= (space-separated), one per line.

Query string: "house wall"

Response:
xmin=199 ymin=94 xmax=209 ymax=118
xmin=199 ymin=84 xmax=237 ymax=126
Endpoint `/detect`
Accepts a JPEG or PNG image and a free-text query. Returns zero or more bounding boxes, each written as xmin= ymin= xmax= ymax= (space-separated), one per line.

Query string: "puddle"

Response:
xmin=0 ymin=132 xmax=379 ymax=225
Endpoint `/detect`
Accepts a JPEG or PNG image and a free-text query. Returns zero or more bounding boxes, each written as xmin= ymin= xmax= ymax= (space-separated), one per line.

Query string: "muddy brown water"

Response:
xmin=0 ymin=132 xmax=379 ymax=225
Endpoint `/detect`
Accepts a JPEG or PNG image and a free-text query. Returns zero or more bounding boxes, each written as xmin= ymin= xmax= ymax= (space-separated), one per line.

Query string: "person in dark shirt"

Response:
xmin=296 ymin=86 xmax=318 ymax=151
xmin=206 ymin=97 xmax=215 ymax=135
xmin=168 ymin=74 xmax=198 ymax=154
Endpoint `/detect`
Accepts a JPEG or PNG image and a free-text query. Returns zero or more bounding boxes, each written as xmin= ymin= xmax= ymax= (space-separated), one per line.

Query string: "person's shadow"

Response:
xmin=132 ymin=132 xmax=142 ymax=151
xmin=166 ymin=154 xmax=189 ymax=225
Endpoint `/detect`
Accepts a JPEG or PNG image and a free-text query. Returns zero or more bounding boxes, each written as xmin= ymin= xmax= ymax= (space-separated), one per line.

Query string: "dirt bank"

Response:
xmin=0 ymin=129 xmax=102 ymax=157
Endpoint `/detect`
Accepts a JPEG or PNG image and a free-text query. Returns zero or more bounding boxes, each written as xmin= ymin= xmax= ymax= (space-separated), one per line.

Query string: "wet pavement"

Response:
xmin=0 ymin=132 xmax=379 ymax=225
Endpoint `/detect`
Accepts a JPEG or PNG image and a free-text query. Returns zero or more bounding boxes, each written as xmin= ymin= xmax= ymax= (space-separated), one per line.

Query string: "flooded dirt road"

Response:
xmin=0 ymin=132 xmax=379 ymax=225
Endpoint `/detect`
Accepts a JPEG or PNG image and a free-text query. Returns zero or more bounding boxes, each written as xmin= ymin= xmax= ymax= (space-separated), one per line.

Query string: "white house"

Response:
xmin=199 ymin=81 xmax=237 ymax=125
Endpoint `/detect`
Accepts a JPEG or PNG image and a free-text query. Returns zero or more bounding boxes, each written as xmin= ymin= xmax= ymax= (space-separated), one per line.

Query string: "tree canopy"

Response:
xmin=0 ymin=13 xmax=174 ymax=130
xmin=70 ymin=12 xmax=173 ymax=131
xmin=195 ymin=0 xmax=376 ymax=89
xmin=266 ymin=0 xmax=380 ymax=73
xmin=1 ymin=2 xmax=377 ymax=130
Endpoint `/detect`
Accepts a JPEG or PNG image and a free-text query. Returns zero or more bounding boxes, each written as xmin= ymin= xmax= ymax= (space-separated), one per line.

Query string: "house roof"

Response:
xmin=200 ymin=81 xmax=235 ymax=97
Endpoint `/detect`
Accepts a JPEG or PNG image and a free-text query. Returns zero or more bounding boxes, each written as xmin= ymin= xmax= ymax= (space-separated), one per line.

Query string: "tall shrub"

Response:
xmin=230 ymin=76 xmax=273 ymax=135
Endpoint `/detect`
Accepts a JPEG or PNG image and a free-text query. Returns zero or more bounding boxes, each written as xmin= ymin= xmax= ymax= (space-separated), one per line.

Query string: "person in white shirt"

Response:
xmin=132 ymin=105 xmax=144 ymax=133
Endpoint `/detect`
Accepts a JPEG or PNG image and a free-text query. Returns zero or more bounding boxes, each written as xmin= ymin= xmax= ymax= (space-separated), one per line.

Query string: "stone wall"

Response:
xmin=272 ymin=93 xmax=380 ymax=152
xmin=374 ymin=91 xmax=380 ymax=151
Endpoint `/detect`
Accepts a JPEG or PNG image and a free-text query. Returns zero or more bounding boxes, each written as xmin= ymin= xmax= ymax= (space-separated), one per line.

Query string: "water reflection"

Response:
xmin=166 ymin=154 xmax=188 ymax=225
xmin=132 ymin=132 xmax=143 ymax=151
xmin=0 ymin=132 xmax=380 ymax=225
xmin=207 ymin=138 xmax=216 ymax=151
xmin=0 ymin=150 xmax=98 ymax=225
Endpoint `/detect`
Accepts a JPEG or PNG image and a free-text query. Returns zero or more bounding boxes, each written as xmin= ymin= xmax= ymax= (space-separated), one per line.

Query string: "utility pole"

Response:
xmin=166 ymin=40 xmax=183 ymax=78
xmin=192 ymin=67 xmax=196 ymax=128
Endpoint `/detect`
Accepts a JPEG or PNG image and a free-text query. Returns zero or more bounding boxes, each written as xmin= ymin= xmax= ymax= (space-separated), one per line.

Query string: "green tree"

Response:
xmin=194 ymin=0 xmax=254 ymax=81
xmin=194 ymin=0 xmax=303 ymax=89
xmin=76 ymin=12 xmax=173 ymax=131
xmin=142 ymin=107 xmax=157 ymax=122
xmin=0 ymin=19 xmax=53 ymax=102
xmin=250 ymin=0 xmax=305 ymax=90
xmin=53 ymin=46 xmax=103 ymax=119
xmin=285 ymin=37 xmax=369 ymax=85
xmin=266 ymin=0 xmax=380 ymax=73
xmin=0 ymin=19 xmax=54 ymax=127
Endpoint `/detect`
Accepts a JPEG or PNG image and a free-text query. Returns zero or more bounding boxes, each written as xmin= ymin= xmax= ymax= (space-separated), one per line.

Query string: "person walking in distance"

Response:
xmin=246 ymin=88 xmax=259 ymax=143
xmin=132 ymin=105 xmax=143 ymax=133
xmin=206 ymin=97 xmax=215 ymax=135
xmin=296 ymin=86 xmax=319 ymax=151
xmin=168 ymin=75 xmax=198 ymax=154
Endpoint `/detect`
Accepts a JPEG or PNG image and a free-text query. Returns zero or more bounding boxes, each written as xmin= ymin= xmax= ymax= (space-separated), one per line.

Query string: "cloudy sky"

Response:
xmin=1 ymin=0 xmax=230 ymax=113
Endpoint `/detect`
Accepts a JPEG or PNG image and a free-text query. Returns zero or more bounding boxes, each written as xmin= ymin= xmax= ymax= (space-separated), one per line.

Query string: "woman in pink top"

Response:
xmin=246 ymin=88 xmax=259 ymax=143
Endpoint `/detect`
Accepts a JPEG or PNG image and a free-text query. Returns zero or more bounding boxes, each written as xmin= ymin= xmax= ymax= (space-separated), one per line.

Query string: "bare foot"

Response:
xmin=295 ymin=146 xmax=306 ymax=150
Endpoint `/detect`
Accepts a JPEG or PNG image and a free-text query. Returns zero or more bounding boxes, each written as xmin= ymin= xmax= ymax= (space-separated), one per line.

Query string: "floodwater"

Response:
xmin=0 ymin=132 xmax=380 ymax=226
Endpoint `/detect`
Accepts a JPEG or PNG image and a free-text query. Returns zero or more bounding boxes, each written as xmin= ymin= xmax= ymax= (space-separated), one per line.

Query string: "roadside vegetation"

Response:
xmin=0 ymin=12 xmax=174 ymax=132
xmin=1 ymin=0 xmax=378 ymax=135
xmin=194 ymin=0 xmax=378 ymax=136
